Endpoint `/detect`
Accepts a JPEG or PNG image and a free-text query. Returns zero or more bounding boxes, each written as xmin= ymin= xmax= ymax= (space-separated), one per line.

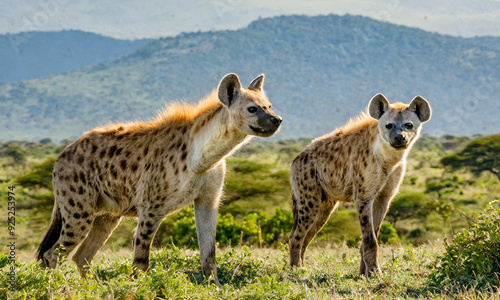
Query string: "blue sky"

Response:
xmin=1 ymin=0 xmax=499 ymax=39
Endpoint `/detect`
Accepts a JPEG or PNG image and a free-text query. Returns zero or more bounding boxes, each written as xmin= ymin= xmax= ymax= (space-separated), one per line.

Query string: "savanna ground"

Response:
xmin=3 ymin=243 xmax=448 ymax=299
xmin=1 ymin=135 xmax=499 ymax=299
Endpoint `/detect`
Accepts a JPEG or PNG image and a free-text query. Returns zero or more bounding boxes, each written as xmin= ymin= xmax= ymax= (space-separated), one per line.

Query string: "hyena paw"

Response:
xmin=362 ymin=266 xmax=381 ymax=277
xmin=132 ymin=257 xmax=150 ymax=272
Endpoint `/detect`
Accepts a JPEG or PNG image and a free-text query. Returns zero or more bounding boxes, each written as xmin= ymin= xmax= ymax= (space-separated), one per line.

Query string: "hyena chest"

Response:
xmin=158 ymin=173 xmax=204 ymax=209
xmin=321 ymin=158 xmax=384 ymax=203
xmin=140 ymin=168 xmax=205 ymax=213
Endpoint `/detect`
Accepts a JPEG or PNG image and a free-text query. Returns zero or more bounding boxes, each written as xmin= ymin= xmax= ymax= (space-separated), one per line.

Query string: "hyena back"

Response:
xmin=36 ymin=73 xmax=282 ymax=284
xmin=288 ymin=94 xmax=431 ymax=276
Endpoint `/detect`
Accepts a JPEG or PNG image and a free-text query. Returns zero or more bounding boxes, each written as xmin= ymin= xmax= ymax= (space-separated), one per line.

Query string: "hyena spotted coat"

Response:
xmin=288 ymin=94 xmax=431 ymax=276
xmin=37 ymin=73 xmax=282 ymax=283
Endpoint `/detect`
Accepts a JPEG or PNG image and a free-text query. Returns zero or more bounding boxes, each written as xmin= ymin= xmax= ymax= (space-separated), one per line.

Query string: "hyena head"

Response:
xmin=218 ymin=73 xmax=282 ymax=137
xmin=369 ymin=93 xmax=431 ymax=150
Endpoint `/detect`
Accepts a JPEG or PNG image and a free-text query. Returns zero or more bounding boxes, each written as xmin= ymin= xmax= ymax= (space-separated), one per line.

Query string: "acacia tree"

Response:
xmin=441 ymin=134 xmax=500 ymax=180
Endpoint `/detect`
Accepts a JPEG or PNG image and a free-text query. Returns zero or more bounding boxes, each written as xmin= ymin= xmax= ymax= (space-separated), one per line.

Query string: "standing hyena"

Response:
xmin=288 ymin=94 xmax=431 ymax=276
xmin=36 ymin=73 xmax=282 ymax=283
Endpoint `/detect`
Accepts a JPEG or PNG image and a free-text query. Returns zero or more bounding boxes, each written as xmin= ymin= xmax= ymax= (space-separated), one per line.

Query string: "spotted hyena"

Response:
xmin=288 ymin=94 xmax=431 ymax=276
xmin=36 ymin=73 xmax=282 ymax=284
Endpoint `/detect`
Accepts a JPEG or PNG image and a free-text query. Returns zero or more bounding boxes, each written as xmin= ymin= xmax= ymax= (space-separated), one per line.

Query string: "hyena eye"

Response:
xmin=385 ymin=123 xmax=394 ymax=129
xmin=404 ymin=123 xmax=413 ymax=129
xmin=247 ymin=107 xmax=258 ymax=113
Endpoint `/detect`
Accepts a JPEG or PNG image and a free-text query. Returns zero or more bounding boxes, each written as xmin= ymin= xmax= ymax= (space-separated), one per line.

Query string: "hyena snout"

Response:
xmin=270 ymin=115 xmax=282 ymax=125
xmin=263 ymin=112 xmax=283 ymax=128
xmin=252 ymin=111 xmax=282 ymax=136
xmin=390 ymin=130 xmax=411 ymax=149
xmin=391 ymin=137 xmax=407 ymax=149
xmin=393 ymin=131 xmax=407 ymax=143
xmin=394 ymin=133 xmax=406 ymax=142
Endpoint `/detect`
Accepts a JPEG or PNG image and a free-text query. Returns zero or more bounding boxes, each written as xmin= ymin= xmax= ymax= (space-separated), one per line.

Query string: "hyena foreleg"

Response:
xmin=372 ymin=165 xmax=404 ymax=239
xmin=194 ymin=165 xmax=224 ymax=286
xmin=355 ymin=195 xmax=380 ymax=277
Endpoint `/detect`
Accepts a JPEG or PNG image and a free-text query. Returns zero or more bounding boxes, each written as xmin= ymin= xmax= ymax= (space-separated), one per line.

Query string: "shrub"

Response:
xmin=261 ymin=208 xmax=294 ymax=245
xmin=217 ymin=213 xmax=244 ymax=247
xmin=170 ymin=208 xmax=197 ymax=248
xmin=378 ymin=223 xmax=400 ymax=245
xmin=39 ymin=138 xmax=53 ymax=145
xmin=407 ymin=227 xmax=426 ymax=239
xmin=386 ymin=190 xmax=430 ymax=226
xmin=431 ymin=201 xmax=500 ymax=291
xmin=407 ymin=227 xmax=426 ymax=245
xmin=161 ymin=207 xmax=294 ymax=248
xmin=346 ymin=236 xmax=361 ymax=248
xmin=15 ymin=156 xmax=56 ymax=190
xmin=1 ymin=145 xmax=27 ymax=165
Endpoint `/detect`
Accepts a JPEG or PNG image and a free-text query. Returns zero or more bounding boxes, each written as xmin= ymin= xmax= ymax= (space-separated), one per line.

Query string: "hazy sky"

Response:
xmin=1 ymin=0 xmax=499 ymax=39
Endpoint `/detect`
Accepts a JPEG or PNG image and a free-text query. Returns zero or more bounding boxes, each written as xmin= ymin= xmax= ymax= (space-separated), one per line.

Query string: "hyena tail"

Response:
xmin=36 ymin=202 xmax=62 ymax=261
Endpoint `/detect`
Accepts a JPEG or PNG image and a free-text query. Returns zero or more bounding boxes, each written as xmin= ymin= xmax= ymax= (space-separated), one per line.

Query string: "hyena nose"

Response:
xmin=394 ymin=134 xmax=406 ymax=142
xmin=270 ymin=116 xmax=282 ymax=125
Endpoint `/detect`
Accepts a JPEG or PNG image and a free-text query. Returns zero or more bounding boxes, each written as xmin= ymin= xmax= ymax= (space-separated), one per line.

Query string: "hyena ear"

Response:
xmin=247 ymin=74 xmax=265 ymax=91
xmin=368 ymin=93 xmax=390 ymax=120
xmin=409 ymin=96 xmax=432 ymax=122
xmin=218 ymin=73 xmax=242 ymax=107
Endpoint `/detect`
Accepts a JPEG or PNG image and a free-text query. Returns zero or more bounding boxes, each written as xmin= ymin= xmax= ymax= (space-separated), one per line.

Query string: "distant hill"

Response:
xmin=0 ymin=15 xmax=499 ymax=141
xmin=0 ymin=30 xmax=151 ymax=83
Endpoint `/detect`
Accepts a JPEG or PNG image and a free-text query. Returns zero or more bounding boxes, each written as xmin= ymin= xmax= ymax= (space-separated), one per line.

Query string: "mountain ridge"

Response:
xmin=0 ymin=30 xmax=151 ymax=83
xmin=1 ymin=14 xmax=499 ymax=141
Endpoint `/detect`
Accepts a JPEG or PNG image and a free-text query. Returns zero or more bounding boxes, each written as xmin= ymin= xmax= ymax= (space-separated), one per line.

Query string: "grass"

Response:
xmin=1 ymin=136 xmax=500 ymax=298
xmin=0 ymin=242 xmax=470 ymax=299
xmin=3 ymin=136 xmax=500 ymax=251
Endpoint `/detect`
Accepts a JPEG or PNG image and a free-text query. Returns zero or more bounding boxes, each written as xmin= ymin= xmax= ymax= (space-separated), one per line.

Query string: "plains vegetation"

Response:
xmin=1 ymin=134 xmax=499 ymax=298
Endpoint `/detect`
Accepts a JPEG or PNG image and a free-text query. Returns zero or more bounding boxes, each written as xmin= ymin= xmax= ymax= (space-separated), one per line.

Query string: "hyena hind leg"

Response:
xmin=43 ymin=207 xmax=95 ymax=269
xmin=300 ymin=200 xmax=338 ymax=266
xmin=289 ymin=194 xmax=319 ymax=268
xmin=72 ymin=214 xmax=122 ymax=276
xmin=132 ymin=209 xmax=164 ymax=272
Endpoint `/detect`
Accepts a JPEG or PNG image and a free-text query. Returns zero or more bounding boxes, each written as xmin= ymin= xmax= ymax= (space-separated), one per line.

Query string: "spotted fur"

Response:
xmin=288 ymin=94 xmax=431 ymax=276
xmin=37 ymin=73 xmax=282 ymax=284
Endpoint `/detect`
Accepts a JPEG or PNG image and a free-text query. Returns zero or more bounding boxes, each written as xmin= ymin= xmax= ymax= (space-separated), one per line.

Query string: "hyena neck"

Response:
xmin=373 ymin=135 xmax=409 ymax=169
xmin=189 ymin=105 xmax=250 ymax=173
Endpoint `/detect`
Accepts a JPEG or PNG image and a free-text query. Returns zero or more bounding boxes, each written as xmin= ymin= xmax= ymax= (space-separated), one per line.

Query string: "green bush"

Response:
xmin=161 ymin=207 xmax=293 ymax=248
xmin=407 ymin=227 xmax=427 ymax=245
xmin=386 ymin=190 xmax=430 ymax=226
xmin=15 ymin=156 xmax=56 ymax=190
xmin=217 ymin=213 xmax=244 ymax=247
xmin=261 ymin=208 xmax=294 ymax=245
xmin=407 ymin=227 xmax=426 ymax=239
xmin=431 ymin=201 xmax=500 ymax=291
xmin=1 ymin=145 xmax=27 ymax=165
xmin=170 ymin=208 xmax=197 ymax=248
xmin=378 ymin=223 xmax=400 ymax=245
